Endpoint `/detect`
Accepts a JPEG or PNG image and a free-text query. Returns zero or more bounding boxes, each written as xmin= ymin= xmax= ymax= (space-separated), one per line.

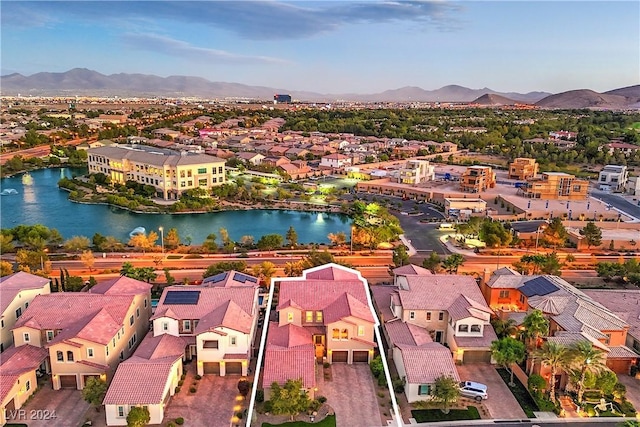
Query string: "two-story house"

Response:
xmin=150 ymin=271 xmax=260 ymax=377
xmin=11 ymin=276 xmax=151 ymax=390
xmin=0 ymin=272 xmax=51 ymax=353
xmin=482 ymin=271 xmax=638 ymax=378
xmin=263 ymin=264 xmax=379 ymax=399
xmin=372 ymin=266 xmax=497 ymax=403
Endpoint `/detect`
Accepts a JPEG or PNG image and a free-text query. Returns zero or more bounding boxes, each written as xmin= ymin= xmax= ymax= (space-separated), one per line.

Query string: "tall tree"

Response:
xmin=164 ymin=227 xmax=181 ymax=249
xmin=422 ymin=252 xmax=442 ymax=274
xmin=63 ymin=235 xmax=91 ymax=253
xmin=126 ymin=406 xmax=150 ymax=427
xmin=531 ymin=340 xmax=570 ymax=404
xmin=491 ymin=317 xmax=517 ymax=339
xmin=431 ymin=375 xmax=460 ymax=414
xmin=392 ymin=245 xmax=410 ymax=267
xmin=257 ymin=234 xmax=283 ymax=252
xmin=579 ymin=222 xmax=602 ymax=249
xmin=80 ymin=250 xmax=95 ymax=272
xmin=202 ymin=233 xmax=217 ymax=252
xmin=543 ymin=217 xmax=567 ymax=249
xmin=491 ymin=337 xmax=526 ymax=386
xmin=521 ymin=310 xmax=549 ymax=373
xmin=252 ymin=261 xmax=276 ymax=288
xmin=285 ymin=226 xmax=298 ymax=247
xmin=0 ymin=260 xmax=13 ymax=277
xmin=569 ymin=340 xmax=607 ymax=404
xmin=269 ymin=379 xmax=310 ymax=421
xmin=82 ymin=377 xmax=107 ymax=411
xmin=441 ymin=253 xmax=465 ymax=274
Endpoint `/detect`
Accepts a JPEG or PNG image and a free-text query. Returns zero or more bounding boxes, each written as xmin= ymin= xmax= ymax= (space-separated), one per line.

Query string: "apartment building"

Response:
xmin=460 ymin=166 xmax=496 ymax=193
xmin=508 ymin=158 xmax=539 ymax=180
xmin=11 ymin=276 xmax=151 ymax=390
xmin=517 ymin=172 xmax=588 ymax=200
xmin=0 ymin=272 xmax=51 ymax=353
xmin=87 ymin=145 xmax=226 ymax=200
xmin=396 ymin=159 xmax=435 ymax=185
xmin=598 ymin=165 xmax=628 ymax=192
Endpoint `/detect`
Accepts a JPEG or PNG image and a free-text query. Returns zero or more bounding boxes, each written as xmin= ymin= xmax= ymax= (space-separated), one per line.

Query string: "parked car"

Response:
xmin=459 ymin=381 xmax=488 ymax=401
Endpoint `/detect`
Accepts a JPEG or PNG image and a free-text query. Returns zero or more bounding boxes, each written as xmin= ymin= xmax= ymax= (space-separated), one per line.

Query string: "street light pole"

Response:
xmin=159 ymin=226 xmax=164 ymax=258
xmin=350 ymin=226 xmax=355 ymax=255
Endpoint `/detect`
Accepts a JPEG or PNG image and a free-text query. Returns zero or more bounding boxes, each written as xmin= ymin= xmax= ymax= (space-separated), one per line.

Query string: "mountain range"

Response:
xmin=1 ymin=68 xmax=639 ymax=109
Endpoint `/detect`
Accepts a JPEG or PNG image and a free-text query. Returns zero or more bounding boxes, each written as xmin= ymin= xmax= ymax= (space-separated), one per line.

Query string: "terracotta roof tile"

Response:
xmin=398 ymin=343 xmax=459 ymax=384
xmin=89 ymin=276 xmax=151 ymax=296
xmin=0 ymin=345 xmax=48 ymax=402
xmin=398 ymin=275 xmax=488 ymax=311
xmin=194 ymin=300 xmax=254 ymax=334
xmin=0 ymin=272 xmax=50 ymax=314
xmin=263 ymin=323 xmax=315 ymax=389
xmin=583 ymin=290 xmax=640 ymax=341
xmin=103 ymin=358 xmax=175 ymax=405
xmin=606 ymin=346 xmax=639 ymax=359
xmin=392 ymin=264 xmax=432 ymax=276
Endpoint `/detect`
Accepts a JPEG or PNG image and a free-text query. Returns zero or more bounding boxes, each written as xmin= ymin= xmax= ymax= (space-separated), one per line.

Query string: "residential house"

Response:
xmin=236 ymin=152 xmax=265 ymax=166
xmin=625 ymin=176 xmax=640 ymax=196
xmin=285 ymin=147 xmax=310 ymax=160
xmin=549 ymin=131 xmax=577 ymax=140
xmin=582 ymin=290 xmax=640 ymax=354
xmin=87 ymin=145 xmax=226 ymax=200
xmin=372 ymin=267 xmax=496 ymax=403
xmin=460 ymin=166 xmax=496 ymax=193
xmin=320 ymin=153 xmax=352 ymax=169
xmin=103 ymin=333 xmax=188 ymax=426
xmin=481 ymin=271 xmax=638 ymax=376
xmin=0 ymin=345 xmax=49 ymax=426
xmin=508 ymin=158 xmax=539 ymax=181
xmin=0 ymin=272 xmax=51 ymax=353
xmin=262 ymin=156 xmax=290 ymax=168
xmin=263 ymin=264 xmax=379 ymax=400
xmin=605 ymin=142 xmax=640 ymax=156
xmin=11 ymin=276 xmax=151 ymax=390
xmin=517 ymin=172 xmax=588 ymax=200
xmin=150 ymin=271 xmax=260 ymax=377
xmin=598 ymin=165 xmax=628 ymax=192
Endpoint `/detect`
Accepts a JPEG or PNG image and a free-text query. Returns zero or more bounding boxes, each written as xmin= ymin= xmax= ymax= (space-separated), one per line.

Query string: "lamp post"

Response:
xmin=495 ymin=244 xmax=500 ymax=271
xmin=350 ymin=226 xmax=355 ymax=255
xmin=159 ymin=226 xmax=164 ymax=258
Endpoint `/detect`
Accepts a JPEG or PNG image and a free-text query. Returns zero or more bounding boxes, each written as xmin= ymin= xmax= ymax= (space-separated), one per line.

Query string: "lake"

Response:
xmin=0 ymin=168 xmax=352 ymax=244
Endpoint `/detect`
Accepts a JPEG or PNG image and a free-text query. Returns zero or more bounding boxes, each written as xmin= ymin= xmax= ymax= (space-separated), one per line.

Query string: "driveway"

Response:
xmin=164 ymin=364 xmax=245 ymax=427
xmin=618 ymin=374 xmax=640 ymax=410
xmin=456 ymin=363 xmax=527 ymax=420
xmin=9 ymin=377 xmax=90 ymax=427
xmin=317 ymin=364 xmax=382 ymax=427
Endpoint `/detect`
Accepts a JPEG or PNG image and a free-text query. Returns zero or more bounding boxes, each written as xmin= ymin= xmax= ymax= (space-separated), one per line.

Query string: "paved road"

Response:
xmin=590 ymin=189 xmax=640 ymax=220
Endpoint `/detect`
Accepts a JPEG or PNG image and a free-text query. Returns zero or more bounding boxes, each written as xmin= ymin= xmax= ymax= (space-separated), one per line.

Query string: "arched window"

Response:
xmin=56 ymin=351 xmax=63 ymax=362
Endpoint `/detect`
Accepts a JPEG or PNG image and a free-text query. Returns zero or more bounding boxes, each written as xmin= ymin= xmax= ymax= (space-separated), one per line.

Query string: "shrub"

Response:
xmin=392 ymin=377 xmax=405 ymax=394
xmin=528 ymin=374 xmax=546 ymax=398
xmin=175 ymin=386 xmax=181 ymax=393
xmin=194 ymin=374 xmax=202 ymax=380
xmin=377 ymin=373 xmax=387 ymax=387
xmin=237 ymin=379 xmax=250 ymax=397
xmin=235 ymin=411 xmax=244 ymax=419
xmin=175 ymin=417 xmax=185 ymax=425
xmin=263 ymin=400 xmax=273 ymax=413
xmin=613 ymin=382 xmax=627 ymax=399
xmin=178 ymin=380 xmax=184 ymax=386
xmin=317 ymin=395 xmax=327 ymax=404
xmin=370 ymin=355 xmax=384 ymax=378
xmin=323 ymin=362 xmax=330 ymax=369
xmin=167 ymin=423 xmax=176 ymax=427
xmin=189 ymin=387 xmax=197 ymax=393
xmin=309 ymin=399 xmax=322 ymax=412
xmin=256 ymin=389 xmax=264 ymax=403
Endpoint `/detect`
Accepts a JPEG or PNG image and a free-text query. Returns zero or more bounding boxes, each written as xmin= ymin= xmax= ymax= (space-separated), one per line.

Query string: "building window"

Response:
xmin=1 ymin=319 xmax=3 ymax=328
xmin=458 ymin=324 xmax=469 ymax=333
xmin=332 ymin=328 xmax=340 ymax=340
xmin=203 ymin=340 xmax=219 ymax=349
xmin=183 ymin=320 xmax=191 ymax=331
xmin=409 ymin=311 xmax=415 ymax=320
xmin=117 ymin=406 xmax=125 ymax=418
xmin=106 ymin=346 xmax=109 ymax=356
xmin=129 ymin=315 xmax=134 ymax=326
xmin=218 ymin=166 xmax=223 ymax=174
xmin=499 ymin=290 xmax=510 ymax=299
xmin=23 ymin=332 xmax=30 ymax=342
xmin=519 ymin=294 xmax=526 ymax=304
xmin=315 ymin=311 xmax=323 ymax=323
xmin=136 ymin=308 xmax=140 ymax=318
xmin=230 ymin=336 xmax=237 ymax=346
xmin=144 ymin=299 xmax=148 ymax=308
xmin=67 ymin=351 xmax=74 ymax=362
xmin=56 ymin=351 xmax=63 ymax=361
xmin=305 ymin=311 xmax=313 ymax=323
xmin=198 ymin=167 xmax=207 ymax=174
xmin=15 ymin=307 xmax=22 ymax=319
xmin=87 ymin=348 xmax=94 ymax=358
xmin=358 ymin=325 xmax=365 ymax=337
xmin=426 ymin=312 xmax=431 ymax=321
xmin=25 ymin=380 xmax=31 ymax=391
xmin=604 ymin=333 xmax=611 ymax=345
xmin=439 ymin=312 xmax=444 ymax=321
xmin=340 ymin=329 xmax=349 ymax=341
xmin=46 ymin=330 xmax=54 ymax=341
xmin=418 ymin=384 xmax=430 ymax=395
xmin=287 ymin=312 xmax=294 ymax=323
xmin=162 ymin=322 xmax=169 ymax=331
xmin=470 ymin=325 xmax=481 ymax=333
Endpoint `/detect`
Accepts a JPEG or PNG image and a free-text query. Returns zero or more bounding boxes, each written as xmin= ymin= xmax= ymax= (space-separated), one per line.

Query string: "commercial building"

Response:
xmin=87 ymin=145 xmax=226 ymax=200
xmin=444 ymin=198 xmax=487 ymax=219
xmin=598 ymin=165 xmax=628 ymax=192
xmin=517 ymin=172 xmax=588 ymax=200
xmin=508 ymin=158 xmax=538 ymax=180
xmin=459 ymin=166 xmax=496 ymax=193
xmin=396 ymin=159 xmax=435 ymax=185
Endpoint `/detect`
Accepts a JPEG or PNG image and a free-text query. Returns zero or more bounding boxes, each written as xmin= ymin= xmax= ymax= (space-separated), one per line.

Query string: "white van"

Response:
xmin=459 ymin=381 xmax=488 ymax=401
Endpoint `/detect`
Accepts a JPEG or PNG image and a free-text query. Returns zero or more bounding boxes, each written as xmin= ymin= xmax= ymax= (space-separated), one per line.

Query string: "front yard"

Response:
xmin=411 ymin=406 xmax=481 ymax=422
xmin=261 ymin=414 xmax=336 ymax=427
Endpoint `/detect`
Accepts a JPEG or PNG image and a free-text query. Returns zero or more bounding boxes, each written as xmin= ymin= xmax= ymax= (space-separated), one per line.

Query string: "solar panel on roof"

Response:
xmin=203 ymin=272 xmax=228 ymax=284
xmin=234 ymin=273 xmax=257 ymax=283
xmin=520 ymin=277 xmax=559 ymax=297
xmin=164 ymin=290 xmax=201 ymax=305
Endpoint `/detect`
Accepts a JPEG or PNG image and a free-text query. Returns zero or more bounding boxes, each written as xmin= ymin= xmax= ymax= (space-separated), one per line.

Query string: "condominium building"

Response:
xmin=598 ymin=165 xmax=628 ymax=192
xmin=87 ymin=145 xmax=226 ymax=200
xmin=517 ymin=172 xmax=588 ymax=200
xmin=460 ymin=166 xmax=496 ymax=193
xmin=396 ymin=159 xmax=435 ymax=185
xmin=508 ymin=158 xmax=538 ymax=180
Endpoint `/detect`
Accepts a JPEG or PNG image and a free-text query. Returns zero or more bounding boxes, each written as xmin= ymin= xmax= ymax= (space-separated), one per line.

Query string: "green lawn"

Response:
xmin=411 ymin=406 xmax=480 ymax=422
xmin=262 ymin=415 xmax=336 ymax=427
xmin=496 ymin=368 xmax=538 ymax=417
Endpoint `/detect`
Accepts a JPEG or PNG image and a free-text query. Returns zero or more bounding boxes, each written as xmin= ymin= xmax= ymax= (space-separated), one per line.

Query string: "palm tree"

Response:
xmin=521 ymin=310 xmax=550 ymax=374
xmin=569 ymin=340 xmax=607 ymax=404
xmin=532 ymin=341 xmax=570 ymax=404
xmin=491 ymin=317 xmax=518 ymax=339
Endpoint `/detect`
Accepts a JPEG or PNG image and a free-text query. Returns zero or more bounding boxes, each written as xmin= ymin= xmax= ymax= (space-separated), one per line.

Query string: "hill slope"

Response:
xmin=471 ymin=93 xmax=523 ymax=106
xmin=535 ymin=89 xmax=633 ymax=109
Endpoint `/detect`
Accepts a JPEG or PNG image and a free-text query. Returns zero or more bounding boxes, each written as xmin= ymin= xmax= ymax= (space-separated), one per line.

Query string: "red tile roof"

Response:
xmin=0 ymin=345 xmax=48 ymax=402
xmin=194 ymin=300 xmax=254 ymax=334
xmin=103 ymin=358 xmax=176 ymax=405
xmin=263 ymin=322 xmax=316 ymax=389
xmin=398 ymin=275 xmax=487 ymax=311
xmin=392 ymin=264 xmax=432 ymax=276
xmin=305 ymin=265 xmax=361 ymax=281
xmin=89 ymin=276 xmax=151 ymax=296
xmin=152 ymin=286 xmax=256 ymax=322
xmin=397 ymin=343 xmax=460 ymax=384
xmin=0 ymin=272 xmax=50 ymax=314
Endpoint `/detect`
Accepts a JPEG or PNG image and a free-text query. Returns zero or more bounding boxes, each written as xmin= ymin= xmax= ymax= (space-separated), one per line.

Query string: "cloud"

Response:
xmin=121 ymin=33 xmax=290 ymax=65
xmin=2 ymin=1 xmax=460 ymax=39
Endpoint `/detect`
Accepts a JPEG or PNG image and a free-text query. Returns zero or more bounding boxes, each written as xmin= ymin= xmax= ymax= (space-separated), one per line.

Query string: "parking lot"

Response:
xmin=456 ymin=363 xmax=527 ymax=420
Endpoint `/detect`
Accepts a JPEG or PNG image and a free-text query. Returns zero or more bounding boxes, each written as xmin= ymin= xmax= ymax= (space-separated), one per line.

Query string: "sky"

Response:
xmin=1 ymin=1 xmax=638 ymax=95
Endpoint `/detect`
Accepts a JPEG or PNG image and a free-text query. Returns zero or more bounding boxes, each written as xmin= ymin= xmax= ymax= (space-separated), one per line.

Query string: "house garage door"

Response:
xmin=463 ymin=351 xmax=492 ymax=364
xmin=332 ymin=351 xmax=348 ymax=363
xmin=5 ymin=398 xmax=15 ymax=415
xmin=607 ymin=359 xmax=630 ymax=374
xmin=226 ymin=362 xmax=243 ymax=375
xmin=59 ymin=375 xmax=78 ymax=389
xmin=353 ymin=351 xmax=369 ymax=363
xmin=203 ymin=362 xmax=220 ymax=375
